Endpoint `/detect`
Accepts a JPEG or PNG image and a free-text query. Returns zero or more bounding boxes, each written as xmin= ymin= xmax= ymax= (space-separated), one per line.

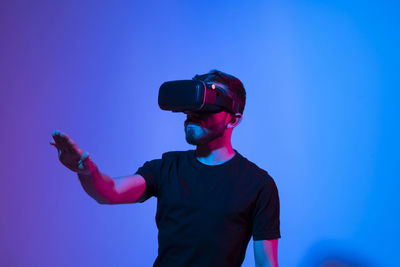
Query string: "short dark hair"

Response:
xmin=194 ymin=69 xmax=246 ymax=115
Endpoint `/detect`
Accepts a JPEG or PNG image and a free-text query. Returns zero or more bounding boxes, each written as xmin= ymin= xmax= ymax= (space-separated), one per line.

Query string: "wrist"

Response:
xmin=77 ymin=169 xmax=91 ymax=176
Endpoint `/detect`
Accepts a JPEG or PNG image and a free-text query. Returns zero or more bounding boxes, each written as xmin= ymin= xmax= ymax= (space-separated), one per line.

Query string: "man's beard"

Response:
xmin=184 ymin=122 xmax=226 ymax=145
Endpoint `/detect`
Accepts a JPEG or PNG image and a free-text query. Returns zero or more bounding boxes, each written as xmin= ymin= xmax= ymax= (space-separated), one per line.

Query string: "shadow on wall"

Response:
xmin=297 ymin=240 xmax=379 ymax=267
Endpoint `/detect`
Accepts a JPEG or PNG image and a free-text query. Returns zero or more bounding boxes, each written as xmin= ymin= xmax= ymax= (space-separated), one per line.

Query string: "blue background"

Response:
xmin=1 ymin=0 xmax=398 ymax=266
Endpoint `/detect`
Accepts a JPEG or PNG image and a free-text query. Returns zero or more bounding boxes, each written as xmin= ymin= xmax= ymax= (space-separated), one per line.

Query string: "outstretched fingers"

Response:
xmin=51 ymin=130 xmax=69 ymax=150
xmin=51 ymin=130 xmax=83 ymax=155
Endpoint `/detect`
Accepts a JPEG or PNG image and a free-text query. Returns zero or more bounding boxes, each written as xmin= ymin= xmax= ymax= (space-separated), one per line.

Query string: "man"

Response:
xmin=50 ymin=69 xmax=281 ymax=267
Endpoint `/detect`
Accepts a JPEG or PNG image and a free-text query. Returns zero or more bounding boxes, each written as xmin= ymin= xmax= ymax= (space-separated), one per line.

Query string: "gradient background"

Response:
xmin=1 ymin=0 xmax=399 ymax=266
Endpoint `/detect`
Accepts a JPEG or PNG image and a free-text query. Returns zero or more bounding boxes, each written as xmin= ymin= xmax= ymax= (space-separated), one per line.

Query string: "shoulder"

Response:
xmin=241 ymin=155 xmax=276 ymax=188
xmin=140 ymin=150 xmax=185 ymax=166
xmin=239 ymin=153 xmax=275 ymax=183
xmin=160 ymin=150 xmax=190 ymax=161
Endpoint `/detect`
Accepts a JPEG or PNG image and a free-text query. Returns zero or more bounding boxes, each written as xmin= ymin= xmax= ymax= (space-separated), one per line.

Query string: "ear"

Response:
xmin=227 ymin=113 xmax=242 ymax=129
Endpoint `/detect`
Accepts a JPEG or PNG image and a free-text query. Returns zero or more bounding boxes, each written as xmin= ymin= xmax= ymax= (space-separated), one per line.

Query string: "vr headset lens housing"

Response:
xmin=158 ymin=78 xmax=239 ymax=114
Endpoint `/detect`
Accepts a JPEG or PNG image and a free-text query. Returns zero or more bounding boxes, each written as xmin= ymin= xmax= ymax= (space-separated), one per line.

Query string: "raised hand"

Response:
xmin=49 ymin=129 xmax=91 ymax=175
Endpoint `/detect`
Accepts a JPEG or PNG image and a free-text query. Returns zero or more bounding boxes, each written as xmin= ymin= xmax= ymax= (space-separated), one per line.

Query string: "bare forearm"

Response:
xmin=254 ymin=239 xmax=278 ymax=267
xmin=77 ymin=172 xmax=117 ymax=204
xmin=255 ymin=262 xmax=278 ymax=267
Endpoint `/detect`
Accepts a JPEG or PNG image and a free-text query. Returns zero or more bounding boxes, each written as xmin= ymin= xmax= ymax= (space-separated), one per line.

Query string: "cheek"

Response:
xmin=206 ymin=120 xmax=226 ymax=131
xmin=201 ymin=113 xmax=228 ymax=129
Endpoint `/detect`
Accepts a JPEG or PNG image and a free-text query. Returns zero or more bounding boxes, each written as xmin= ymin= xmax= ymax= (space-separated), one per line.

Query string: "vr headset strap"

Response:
xmin=215 ymin=93 xmax=237 ymax=113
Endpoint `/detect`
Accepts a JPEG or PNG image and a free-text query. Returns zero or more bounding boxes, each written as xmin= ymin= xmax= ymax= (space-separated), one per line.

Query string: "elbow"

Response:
xmin=96 ymin=196 xmax=119 ymax=205
xmin=96 ymin=198 xmax=112 ymax=205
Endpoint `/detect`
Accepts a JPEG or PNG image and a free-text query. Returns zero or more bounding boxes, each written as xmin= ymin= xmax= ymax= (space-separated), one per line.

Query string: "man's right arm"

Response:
xmin=77 ymin=172 xmax=147 ymax=204
xmin=49 ymin=130 xmax=147 ymax=204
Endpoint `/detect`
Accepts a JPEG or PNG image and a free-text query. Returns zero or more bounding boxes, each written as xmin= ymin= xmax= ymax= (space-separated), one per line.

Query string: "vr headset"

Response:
xmin=158 ymin=75 xmax=241 ymax=114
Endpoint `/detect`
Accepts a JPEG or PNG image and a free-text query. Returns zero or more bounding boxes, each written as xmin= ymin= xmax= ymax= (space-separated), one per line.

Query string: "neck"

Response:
xmin=195 ymin=142 xmax=235 ymax=166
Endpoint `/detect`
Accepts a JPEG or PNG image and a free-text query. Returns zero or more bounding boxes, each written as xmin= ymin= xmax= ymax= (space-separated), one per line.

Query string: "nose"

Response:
xmin=185 ymin=111 xmax=198 ymax=117
xmin=185 ymin=112 xmax=202 ymax=122
xmin=187 ymin=114 xmax=198 ymax=121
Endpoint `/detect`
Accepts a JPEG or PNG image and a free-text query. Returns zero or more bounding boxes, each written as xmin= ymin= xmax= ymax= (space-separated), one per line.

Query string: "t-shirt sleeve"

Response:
xmin=134 ymin=158 xmax=163 ymax=203
xmin=252 ymin=176 xmax=281 ymax=240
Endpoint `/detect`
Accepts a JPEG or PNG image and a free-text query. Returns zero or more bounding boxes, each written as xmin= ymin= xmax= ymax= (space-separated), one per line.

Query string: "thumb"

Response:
xmin=80 ymin=151 xmax=90 ymax=161
xmin=49 ymin=140 xmax=61 ymax=157
xmin=78 ymin=151 xmax=97 ymax=172
xmin=49 ymin=140 xmax=58 ymax=148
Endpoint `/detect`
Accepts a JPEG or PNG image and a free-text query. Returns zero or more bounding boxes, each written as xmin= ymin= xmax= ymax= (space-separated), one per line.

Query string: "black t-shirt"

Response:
xmin=135 ymin=149 xmax=280 ymax=267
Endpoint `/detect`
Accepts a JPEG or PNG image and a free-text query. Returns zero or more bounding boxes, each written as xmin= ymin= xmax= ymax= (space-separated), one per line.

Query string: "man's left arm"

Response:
xmin=254 ymin=239 xmax=278 ymax=267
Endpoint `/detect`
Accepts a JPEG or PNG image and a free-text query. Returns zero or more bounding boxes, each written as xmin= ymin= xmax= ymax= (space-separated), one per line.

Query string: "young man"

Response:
xmin=50 ymin=70 xmax=281 ymax=267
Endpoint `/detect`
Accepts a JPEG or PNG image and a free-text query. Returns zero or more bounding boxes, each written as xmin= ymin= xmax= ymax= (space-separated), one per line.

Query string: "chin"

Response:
xmin=185 ymin=134 xmax=204 ymax=145
xmin=185 ymin=138 xmax=198 ymax=145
